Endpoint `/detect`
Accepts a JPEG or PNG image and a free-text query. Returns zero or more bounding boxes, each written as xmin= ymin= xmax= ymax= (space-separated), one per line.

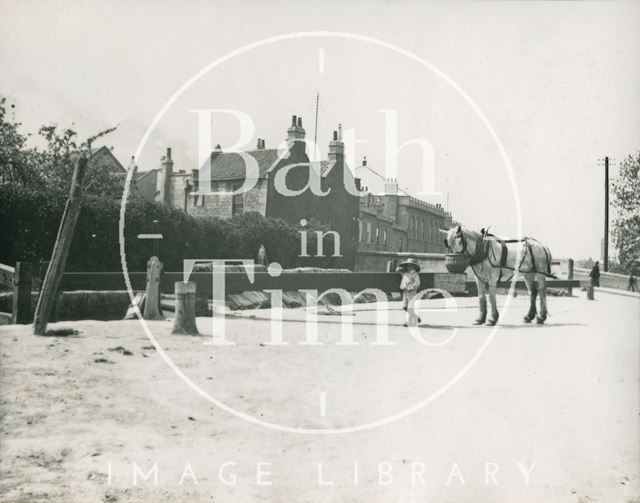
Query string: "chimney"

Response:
xmin=191 ymin=168 xmax=199 ymax=193
xmin=287 ymin=114 xmax=306 ymax=141
xmin=384 ymin=178 xmax=398 ymax=195
xmin=362 ymin=156 xmax=367 ymax=166
xmin=210 ymin=144 xmax=222 ymax=165
xmin=328 ymin=126 xmax=344 ymax=162
xmin=155 ymin=147 xmax=174 ymax=205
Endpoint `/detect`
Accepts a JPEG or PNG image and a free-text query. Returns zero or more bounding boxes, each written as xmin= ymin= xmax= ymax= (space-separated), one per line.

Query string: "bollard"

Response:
xmin=172 ymin=281 xmax=199 ymax=335
xmin=587 ymin=285 xmax=594 ymax=300
xmin=143 ymin=256 xmax=164 ymax=320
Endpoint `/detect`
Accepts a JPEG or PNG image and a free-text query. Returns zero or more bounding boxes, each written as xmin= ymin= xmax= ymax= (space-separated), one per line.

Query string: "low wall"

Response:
xmin=0 ymin=291 xmax=131 ymax=323
xmin=574 ymin=268 xmax=631 ymax=290
xmin=355 ymin=251 xmax=448 ymax=273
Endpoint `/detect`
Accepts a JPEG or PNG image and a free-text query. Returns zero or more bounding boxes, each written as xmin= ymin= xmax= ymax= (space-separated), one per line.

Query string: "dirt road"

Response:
xmin=1 ymin=293 xmax=638 ymax=502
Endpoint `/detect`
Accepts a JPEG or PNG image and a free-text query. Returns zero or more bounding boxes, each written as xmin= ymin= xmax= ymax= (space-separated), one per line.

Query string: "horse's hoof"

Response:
xmin=523 ymin=316 xmax=532 ymax=324
xmin=472 ymin=319 xmax=486 ymax=326
xmin=485 ymin=319 xmax=497 ymax=326
xmin=536 ymin=316 xmax=546 ymax=325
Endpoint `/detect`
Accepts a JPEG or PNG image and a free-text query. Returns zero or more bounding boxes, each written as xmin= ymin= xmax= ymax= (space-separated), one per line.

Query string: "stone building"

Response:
xmin=153 ymin=115 xmax=360 ymax=269
xmin=354 ymin=158 xmax=456 ymax=271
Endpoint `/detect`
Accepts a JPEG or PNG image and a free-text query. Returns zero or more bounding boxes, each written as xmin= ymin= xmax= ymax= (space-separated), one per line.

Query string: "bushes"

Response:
xmin=0 ymin=183 xmax=339 ymax=271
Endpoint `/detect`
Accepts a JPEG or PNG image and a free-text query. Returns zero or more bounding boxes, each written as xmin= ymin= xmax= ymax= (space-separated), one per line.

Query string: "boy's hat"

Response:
xmin=398 ymin=257 xmax=421 ymax=272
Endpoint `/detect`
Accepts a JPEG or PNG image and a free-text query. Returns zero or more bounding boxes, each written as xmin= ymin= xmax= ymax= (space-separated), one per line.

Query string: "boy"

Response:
xmin=398 ymin=258 xmax=422 ymax=327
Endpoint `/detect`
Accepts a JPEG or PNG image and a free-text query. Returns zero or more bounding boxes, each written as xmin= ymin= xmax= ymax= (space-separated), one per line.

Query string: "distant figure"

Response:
xmin=628 ymin=271 xmax=636 ymax=292
xmin=589 ymin=261 xmax=600 ymax=287
xmin=257 ymin=244 xmax=268 ymax=266
xmin=398 ymin=258 xmax=422 ymax=327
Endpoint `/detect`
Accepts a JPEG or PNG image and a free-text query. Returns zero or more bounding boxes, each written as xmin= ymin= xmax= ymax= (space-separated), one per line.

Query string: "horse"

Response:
xmin=441 ymin=225 xmax=555 ymax=326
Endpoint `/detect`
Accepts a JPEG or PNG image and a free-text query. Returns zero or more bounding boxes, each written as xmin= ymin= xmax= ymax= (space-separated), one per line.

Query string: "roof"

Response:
xmin=320 ymin=160 xmax=332 ymax=176
xmin=209 ymin=149 xmax=283 ymax=180
xmin=70 ymin=145 xmax=127 ymax=172
xmin=205 ymin=147 xmax=348 ymax=181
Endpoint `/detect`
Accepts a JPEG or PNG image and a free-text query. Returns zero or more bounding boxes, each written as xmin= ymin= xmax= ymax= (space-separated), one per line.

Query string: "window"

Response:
xmin=232 ymin=185 xmax=243 ymax=215
xmin=359 ymin=220 xmax=363 ymax=242
xmin=383 ymin=229 xmax=388 ymax=246
xmin=366 ymin=222 xmax=372 ymax=243
xmin=375 ymin=227 xmax=380 ymax=245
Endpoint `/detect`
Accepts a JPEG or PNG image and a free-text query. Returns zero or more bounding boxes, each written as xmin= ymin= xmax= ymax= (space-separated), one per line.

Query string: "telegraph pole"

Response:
xmin=603 ymin=156 xmax=609 ymax=272
xmin=313 ymin=92 xmax=320 ymax=162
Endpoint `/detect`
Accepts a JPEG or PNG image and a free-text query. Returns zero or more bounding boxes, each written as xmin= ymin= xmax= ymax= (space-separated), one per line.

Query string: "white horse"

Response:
xmin=441 ymin=226 xmax=554 ymax=325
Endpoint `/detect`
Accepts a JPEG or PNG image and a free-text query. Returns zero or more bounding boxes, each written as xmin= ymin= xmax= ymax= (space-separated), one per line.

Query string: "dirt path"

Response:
xmin=0 ymin=294 xmax=638 ymax=502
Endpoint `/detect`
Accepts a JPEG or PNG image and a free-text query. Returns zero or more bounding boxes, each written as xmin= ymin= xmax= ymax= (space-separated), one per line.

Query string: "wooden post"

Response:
xmin=35 ymin=261 xmax=60 ymax=322
xmin=587 ymin=285 xmax=595 ymax=300
xmin=603 ymin=156 xmax=609 ymax=272
xmin=172 ymin=281 xmax=199 ymax=335
xmin=143 ymin=256 xmax=164 ymax=320
xmin=567 ymin=258 xmax=574 ymax=296
xmin=33 ymin=157 xmax=87 ymax=335
xmin=12 ymin=262 xmax=32 ymax=324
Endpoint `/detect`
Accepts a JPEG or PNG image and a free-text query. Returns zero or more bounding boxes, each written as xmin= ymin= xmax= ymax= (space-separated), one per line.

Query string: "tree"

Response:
xmin=0 ymin=97 xmax=39 ymax=186
xmin=0 ymin=96 xmax=120 ymax=197
xmin=612 ymin=152 xmax=640 ymax=271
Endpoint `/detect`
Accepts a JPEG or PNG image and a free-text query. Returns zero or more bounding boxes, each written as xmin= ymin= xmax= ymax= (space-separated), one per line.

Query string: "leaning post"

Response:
xmin=172 ymin=281 xmax=199 ymax=335
xmin=33 ymin=157 xmax=88 ymax=335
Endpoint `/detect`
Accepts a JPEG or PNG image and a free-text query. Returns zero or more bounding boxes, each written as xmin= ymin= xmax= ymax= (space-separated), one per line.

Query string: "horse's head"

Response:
xmin=440 ymin=225 xmax=485 ymax=254
xmin=440 ymin=225 xmax=466 ymax=253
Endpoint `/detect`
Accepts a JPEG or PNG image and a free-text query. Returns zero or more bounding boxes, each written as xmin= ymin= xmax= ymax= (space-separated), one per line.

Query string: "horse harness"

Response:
xmin=457 ymin=229 xmax=555 ymax=283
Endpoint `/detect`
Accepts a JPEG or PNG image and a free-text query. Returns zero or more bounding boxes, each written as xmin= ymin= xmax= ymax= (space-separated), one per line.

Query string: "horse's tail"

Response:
xmin=541 ymin=243 xmax=556 ymax=278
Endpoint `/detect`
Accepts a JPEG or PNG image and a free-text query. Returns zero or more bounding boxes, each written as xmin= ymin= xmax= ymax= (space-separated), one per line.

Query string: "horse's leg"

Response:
xmin=486 ymin=267 xmax=500 ymax=326
xmin=523 ymin=273 xmax=538 ymax=323
xmin=474 ymin=277 xmax=487 ymax=325
xmin=536 ymin=274 xmax=548 ymax=324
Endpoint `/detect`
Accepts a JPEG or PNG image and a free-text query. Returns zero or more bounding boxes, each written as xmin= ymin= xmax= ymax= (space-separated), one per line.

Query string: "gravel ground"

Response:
xmin=0 ymin=292 xmax=638 ymax=502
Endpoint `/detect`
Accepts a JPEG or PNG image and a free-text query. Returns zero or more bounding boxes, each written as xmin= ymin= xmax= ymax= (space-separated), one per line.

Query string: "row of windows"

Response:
xmin=358 ymin=216 xmax=443 ymax=249
xmin=408 ymin=215 xmax=440 ymax=242
xmin=358 ymin=220 xmax=388 ymax=246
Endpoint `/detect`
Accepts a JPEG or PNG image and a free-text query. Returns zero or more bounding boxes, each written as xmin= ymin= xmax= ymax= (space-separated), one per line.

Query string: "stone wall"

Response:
xmin=168 ymin=177 xmax=269 ymax=219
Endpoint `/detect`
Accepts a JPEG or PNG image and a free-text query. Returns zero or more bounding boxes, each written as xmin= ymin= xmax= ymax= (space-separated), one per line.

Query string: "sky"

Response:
xmin=1 ymin=0 xmax=639 ymax=259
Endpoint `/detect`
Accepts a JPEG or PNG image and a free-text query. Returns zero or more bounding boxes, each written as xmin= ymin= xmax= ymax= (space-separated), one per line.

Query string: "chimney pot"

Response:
xmin=166 ymin=147 xmax=172 ymax=160
xmin=298 ymin=117 xmax=302 ymax=127
xmin=363 ymin=156 xmax=367 ymax=166
xmin=257 ymin=138 xmax=262 ymax=149
xmin=333 ymin=131 xmax=338 ymax=141
xmin=292 ymin=115 xmax=297 ymax=126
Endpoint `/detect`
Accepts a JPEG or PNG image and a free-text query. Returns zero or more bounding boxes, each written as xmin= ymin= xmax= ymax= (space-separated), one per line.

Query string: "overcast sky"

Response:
xmin=1 ymin=0 xmax=638 ymax=259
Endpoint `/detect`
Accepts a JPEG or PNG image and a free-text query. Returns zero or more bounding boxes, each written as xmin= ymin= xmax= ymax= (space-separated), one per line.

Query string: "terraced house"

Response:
xmin=355 ymin=158 xmax=456 ymax=271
